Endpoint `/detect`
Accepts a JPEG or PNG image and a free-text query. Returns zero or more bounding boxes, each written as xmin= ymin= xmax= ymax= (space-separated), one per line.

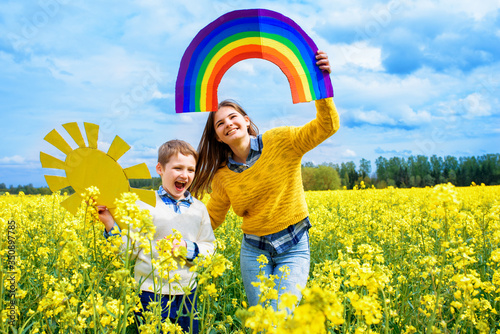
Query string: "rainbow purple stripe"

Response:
xmin=175 ymin=9 xmax=334 ymax=113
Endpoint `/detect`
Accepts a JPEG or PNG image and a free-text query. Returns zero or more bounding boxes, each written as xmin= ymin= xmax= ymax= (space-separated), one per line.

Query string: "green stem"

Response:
xmin=0 ymin=255 xmax=5 ymax=333
xmin=120 ymin=227 xmax=134 ymax=333
xmin=381 ymin=289 xmax=390 ymax=334
xmin=426 ymin=262 xmax=444 ymax=334
xmin=92 ymin=220 xmax=97 ymax=264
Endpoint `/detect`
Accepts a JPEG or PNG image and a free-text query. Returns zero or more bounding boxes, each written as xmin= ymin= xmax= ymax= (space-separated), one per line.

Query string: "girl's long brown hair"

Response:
xmin=191 ymin=100 xmax=259 ymax=199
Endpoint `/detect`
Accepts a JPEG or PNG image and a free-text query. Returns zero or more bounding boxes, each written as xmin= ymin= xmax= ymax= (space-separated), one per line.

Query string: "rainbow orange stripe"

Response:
xmin=176 ymin=9 xmax=334 ymax=113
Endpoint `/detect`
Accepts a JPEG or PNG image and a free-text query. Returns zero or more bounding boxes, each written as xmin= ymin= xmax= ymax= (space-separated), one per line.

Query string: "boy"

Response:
xmin=98 ymin=139 xmax=215 ymax=333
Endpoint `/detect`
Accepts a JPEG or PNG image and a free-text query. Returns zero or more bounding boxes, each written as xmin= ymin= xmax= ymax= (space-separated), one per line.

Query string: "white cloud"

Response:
xmin=435 ymin=92 xmax=493 ymax=121
xmin=460 ymin=93 xmax=492 ymax=118
xmin=335 ymin=42 xmax=382 ymax=70
xmin=0 ymin=155 xmax=26 ymax=164
xmin=230 ymin=60 xmax=258 ymax=76
xmin=179 ymin=114 xmax=194 ymax=123
xmin=440 ymin=0 xmax=500 ymax=21
xmin=342 ymin=149 xmax=357 ymax=158
xmin=152 ymin=91 xmax=172 ymax=99
xmin=96 ymin=140 xmax=112 ymax=153
xmin=351 ymin=109 xmax=396 ymax=126
xmin=34 ymin=48 xmax=160 ymax=89
xmin=399 ymin=106 xmax=432 ymax=125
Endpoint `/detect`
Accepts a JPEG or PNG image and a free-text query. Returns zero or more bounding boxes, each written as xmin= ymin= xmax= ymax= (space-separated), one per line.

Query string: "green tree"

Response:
xmin=478 ymin=154 xmax=500 ymax=185
xmin=458 ymin=156 xmax=479 ymax=186
xmin=443 ymin=156 xmax=459 ymax=184
xmin=359 ymin=158 xmax=371 ymax=179
xmin=409 ymin=155 xmax=431 ymax=187
xmin=375 ymin=156 xmax=388 ymax=182
xmin=316 ymin=164 xmax=341 ymax=190
xmin=340 ymin=161 xmax=357 ymax=189
xmin=301 ymin=166 xmax=315 ymax=190
xmin=430 ymin=155 xmax=444 ymax=184
xmin=301 ymin=164 xmax=341 ymax=191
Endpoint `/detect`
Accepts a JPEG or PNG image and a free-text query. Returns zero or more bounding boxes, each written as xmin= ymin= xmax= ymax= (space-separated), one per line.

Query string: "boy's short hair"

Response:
xmin=158 ymin=140 xmax=198 ymax=166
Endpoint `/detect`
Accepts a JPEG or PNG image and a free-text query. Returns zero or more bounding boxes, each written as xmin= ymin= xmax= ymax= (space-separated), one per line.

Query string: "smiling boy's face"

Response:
xmin=156 ymin=152 xmax=196 ymax=200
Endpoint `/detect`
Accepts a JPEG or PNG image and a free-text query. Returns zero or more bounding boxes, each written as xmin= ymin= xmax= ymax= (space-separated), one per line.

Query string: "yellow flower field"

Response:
xmin=1 ymin=183 xmax=499 ymax=333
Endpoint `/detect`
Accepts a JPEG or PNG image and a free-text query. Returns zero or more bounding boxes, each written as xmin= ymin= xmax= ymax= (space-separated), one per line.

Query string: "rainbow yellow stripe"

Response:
xmin=176 ymin=9 xmax=333 ymax=113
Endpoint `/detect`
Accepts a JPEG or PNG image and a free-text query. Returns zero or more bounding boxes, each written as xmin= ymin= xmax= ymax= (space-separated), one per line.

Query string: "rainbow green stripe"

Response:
xmin=176 ymin=9 xmax=334 ymax=113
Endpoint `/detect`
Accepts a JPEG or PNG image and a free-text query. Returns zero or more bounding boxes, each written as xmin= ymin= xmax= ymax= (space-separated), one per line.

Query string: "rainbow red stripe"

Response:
xmin=175 ymin=9 xmax=334 ymax=113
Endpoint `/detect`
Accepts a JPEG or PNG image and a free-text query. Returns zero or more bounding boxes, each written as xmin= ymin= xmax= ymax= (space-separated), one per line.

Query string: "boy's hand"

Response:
xmin=97 ymin=205 xmax=115 ymax=232
xmin=172 ymin=239 xmax=187 ymax=256
xmin=316 ymin=50 xmax=331 ymax=74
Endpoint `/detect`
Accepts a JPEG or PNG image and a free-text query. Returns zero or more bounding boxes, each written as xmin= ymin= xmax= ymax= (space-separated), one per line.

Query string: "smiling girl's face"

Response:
xmin=213 ymin=106 xmax=251 ymax=145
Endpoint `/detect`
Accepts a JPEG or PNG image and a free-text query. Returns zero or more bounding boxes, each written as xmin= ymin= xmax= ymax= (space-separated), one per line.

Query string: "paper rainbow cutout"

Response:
xmin=176 ymin=8 xmax=334 ymax=113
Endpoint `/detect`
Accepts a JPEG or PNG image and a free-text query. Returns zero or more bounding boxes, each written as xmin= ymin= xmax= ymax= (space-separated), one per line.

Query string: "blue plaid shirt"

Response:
xmin=228 ymin=135 xmax=311 ymax=254
xmin=103 ymin=186 xmax=199 ymax=260
xmin=227 ymin=135 xmax=264 ymax=172
xmin=157 ymin=186 xmax=194 ymax=213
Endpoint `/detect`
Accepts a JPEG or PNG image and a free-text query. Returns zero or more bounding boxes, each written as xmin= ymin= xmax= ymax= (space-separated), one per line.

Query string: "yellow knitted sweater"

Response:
xmin=207 ymin=97 xmax=339 ymax=236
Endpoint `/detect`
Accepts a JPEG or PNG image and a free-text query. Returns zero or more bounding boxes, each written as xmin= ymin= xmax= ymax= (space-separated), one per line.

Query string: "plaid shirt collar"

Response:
xmin=227 ymin=135 xmax=263 ymax=173
xmin=157 ymin=186 xmax=193 ymax=214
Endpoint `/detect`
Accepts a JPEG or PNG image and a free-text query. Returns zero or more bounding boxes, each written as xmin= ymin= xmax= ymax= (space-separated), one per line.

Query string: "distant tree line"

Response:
xmin=0 ymin=183 xmax=52 ymax=195
xmin=128 ymin=178 xmax=162 ymax=190
xmin=302 ymin=153 xmax=500 ymax=190
xmin=1 ymin=154 xmax=498 ymax=194
xmin=0 ymin=179 xmax=162 ymax=195
xmin=373 ymin=154 xmax=500 ymax=189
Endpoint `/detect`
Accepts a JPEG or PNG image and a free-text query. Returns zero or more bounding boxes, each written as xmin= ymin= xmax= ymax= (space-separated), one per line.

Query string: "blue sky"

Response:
xmin=1 ymin=0 xmax=499 ymax=187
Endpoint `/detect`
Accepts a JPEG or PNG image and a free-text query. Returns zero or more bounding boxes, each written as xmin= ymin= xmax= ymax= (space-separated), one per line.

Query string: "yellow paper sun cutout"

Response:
xmin=40 ymin=122 xmax=156 ymax=227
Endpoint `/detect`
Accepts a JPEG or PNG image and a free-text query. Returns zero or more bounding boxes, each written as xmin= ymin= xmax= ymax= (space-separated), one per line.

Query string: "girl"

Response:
xmin=191 ymin=51 xmax=339 ymax=310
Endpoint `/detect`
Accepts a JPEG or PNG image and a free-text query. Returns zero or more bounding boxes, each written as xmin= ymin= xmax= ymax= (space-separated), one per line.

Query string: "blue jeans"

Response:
xmin=138 ymin=289 xmax=199 ymax=333
xmin=240 ymin=232 xmax=310 ymax=310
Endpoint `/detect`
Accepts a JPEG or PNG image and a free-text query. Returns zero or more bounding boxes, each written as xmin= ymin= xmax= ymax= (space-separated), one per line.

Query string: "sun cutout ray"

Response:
xmin=40 ymin=122 xmax=156 ymax=228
